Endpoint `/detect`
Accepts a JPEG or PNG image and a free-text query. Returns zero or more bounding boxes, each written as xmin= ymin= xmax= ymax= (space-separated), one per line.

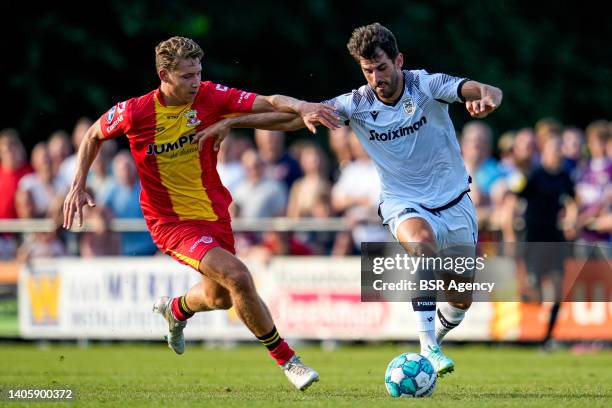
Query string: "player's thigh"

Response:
xmin=395 ymin=216 xmax=440 ymax=256
xmin=380 ymin=200 xmax=441 ymax=251
xmin=441 ymin=195 xmax=478 ymax=247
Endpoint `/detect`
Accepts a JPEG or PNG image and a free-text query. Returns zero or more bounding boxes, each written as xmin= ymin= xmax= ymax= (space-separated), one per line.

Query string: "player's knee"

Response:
xmin=412 ymin=228 xmax=435 ymax=245
xmin=448 ymin=300 xmax=471 ymax=310
xmin=397 ymin=223 xmax=435 ymax=248
xmin=224 ymin=267 xmax=254 ymax=293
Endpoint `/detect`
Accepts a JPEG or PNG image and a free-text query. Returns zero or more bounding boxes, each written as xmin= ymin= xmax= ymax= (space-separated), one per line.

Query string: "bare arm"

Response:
xmin=62 ymin=119 xmax=105 ymax=229
xmin=251 ymin=95 xmax=339 ymax=132
xmin=225 ymin=111 xmax=306 ymax=131
xmin=194 ymin=112 xmax=308 ymax=151
xmin=460 ymin=80 xmax=503 ymax=118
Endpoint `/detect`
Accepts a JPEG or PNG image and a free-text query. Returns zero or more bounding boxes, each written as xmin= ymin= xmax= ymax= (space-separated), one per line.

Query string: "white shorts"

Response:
xmin=378 ymin=193 xmax=478 ymax=250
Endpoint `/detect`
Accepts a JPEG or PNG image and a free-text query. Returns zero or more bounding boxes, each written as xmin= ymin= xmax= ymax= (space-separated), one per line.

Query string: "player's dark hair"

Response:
xmin=347 ymin=23 xmax=399 ymax=62
xmin=155 ymin=36 xmax=204 ymax=71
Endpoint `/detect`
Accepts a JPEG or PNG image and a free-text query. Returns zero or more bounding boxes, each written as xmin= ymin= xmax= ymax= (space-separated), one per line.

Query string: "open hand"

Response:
xmin=63 ymin=186 xmax=95 ymax=229
xmin=297 ymin=102 xmax=341 ymax=133
xmin=192 ymin=119 xmax=231 ymax=151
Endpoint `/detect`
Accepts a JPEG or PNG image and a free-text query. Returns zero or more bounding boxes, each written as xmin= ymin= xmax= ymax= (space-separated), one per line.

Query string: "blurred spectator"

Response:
xmin=607 ymin=123 xmax=612 ymax=160
xmin=47 ymin=130 xmax=72 ymax=179
xmin=561 ymin=127 xmax=585 ymax=177
xmin=14 ymin=188 xmax=36 ymax=220
xmin=17 ymin=142 xmax=63 ymax=217
xmin=16 ymin=196 xmax=67 ymax=262
xmin=245 ymin=231 xmax=313 ymax=262
xmin=517 ymin=136 xmax=576 ymax=242
xmin=328 ymin=126 xmax=354 ymax=181
xmin=287 ymin=143 xmax=331 ymax=218
xmin=233 ymin=149 xmax=287 ymax=218
xmin=0 ymin=129 xmax=33 ymax=258
xmin=255 ymin=129 xmax=302 ymax=190
xmin=331 ymin=132 xmax=387 ymax=254
xmin=461 ymin=121 xmax=506 ymax=228
xmin=462 ymin=121 xmax=505 ymax=196
xmin=331 ymin=133 xmax=380 ymax=213
xmin=503 ymin=128 xmax=538 ymax=193
xmin=79 ymin=205 xmax=121 ymax=257
xmin=513 ymin=135 xmax=575 ymax=349
xmin=98 ymin=151 xmax=157 ymax=256
xmin=575 ymin=120 xmax=612 ymax=243
xmin=0 ymin=129 xmax=33 ymax=220
xmin=286 ymin=142 xmax=335 ymax=254
xmin=217 ymin=132 xmax=252 ymax=195
xmin=535 ymin=117 xmax=563 ymax=153
xmin=89 ymin=138 xmax=117 ymax=199
xmin=57 ymin=117 xmax=93 ymax=190
xmin=497 ymin=131 xmax=516 ymax=167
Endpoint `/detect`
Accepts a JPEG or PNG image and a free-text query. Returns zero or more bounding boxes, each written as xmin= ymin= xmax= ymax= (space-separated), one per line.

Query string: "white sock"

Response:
xmin=418 ymin=329 xmax=438 ymax=354
xmin=435 ymin=302 xmax=467 ymax=345
xmin=412 ymin=297 xmax=437 ymax=353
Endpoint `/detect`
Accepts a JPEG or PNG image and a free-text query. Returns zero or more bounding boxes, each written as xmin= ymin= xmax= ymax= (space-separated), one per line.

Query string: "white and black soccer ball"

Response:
xmin=384 ymin=353 xmax=437 ymax=398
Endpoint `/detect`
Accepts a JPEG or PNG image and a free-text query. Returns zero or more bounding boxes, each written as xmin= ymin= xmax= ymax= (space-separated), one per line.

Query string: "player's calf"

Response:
xmin=435 ymin=301 xmax=469 ymax=345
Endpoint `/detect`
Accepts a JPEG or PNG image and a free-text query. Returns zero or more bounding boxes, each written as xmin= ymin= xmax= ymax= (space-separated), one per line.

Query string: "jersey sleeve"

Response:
xmin=415 ymin=69 xmax=468 ymax=104
xmin=99 ymin=100 xmax=132 ymax=139
xmin=208 ymin=82 xmax=257 ymax=117
xmin=321 ymin=93 xmax=353 ymax=125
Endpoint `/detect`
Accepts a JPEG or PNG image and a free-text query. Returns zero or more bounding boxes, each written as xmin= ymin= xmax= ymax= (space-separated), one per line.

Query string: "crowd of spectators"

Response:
xmin=1 ymin=116 xmax=610 ymax=261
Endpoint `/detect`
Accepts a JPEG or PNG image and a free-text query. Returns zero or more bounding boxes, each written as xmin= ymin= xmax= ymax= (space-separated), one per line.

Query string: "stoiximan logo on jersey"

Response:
xmin=403 ymin=97 xmax=416 ymax=116
xmin=368 ymin=116 xmax=428 ymax=141
xmin=184 ymin=110 xmax=201 ymax=127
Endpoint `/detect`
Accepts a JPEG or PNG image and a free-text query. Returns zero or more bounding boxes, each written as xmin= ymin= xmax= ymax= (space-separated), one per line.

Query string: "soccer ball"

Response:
xmin=384 ymin=353 xmax=437 ymax=398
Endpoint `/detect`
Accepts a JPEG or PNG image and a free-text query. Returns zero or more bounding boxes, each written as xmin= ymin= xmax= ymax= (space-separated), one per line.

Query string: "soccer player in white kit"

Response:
xmin=195 ymin=22 xmax=503 ymax=376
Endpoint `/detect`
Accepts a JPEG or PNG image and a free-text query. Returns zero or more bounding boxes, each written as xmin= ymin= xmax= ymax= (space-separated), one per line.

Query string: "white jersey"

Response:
xmin=324 ymin=69 xmax=470 ymax=208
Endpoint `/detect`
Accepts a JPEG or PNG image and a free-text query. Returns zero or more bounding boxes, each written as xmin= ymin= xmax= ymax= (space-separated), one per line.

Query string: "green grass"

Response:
xmin=0 ymin=343 xmax=611 ymax=407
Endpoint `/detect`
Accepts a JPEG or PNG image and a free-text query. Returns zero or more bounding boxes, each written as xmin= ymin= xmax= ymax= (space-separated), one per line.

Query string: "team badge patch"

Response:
xmin=184 ymin=110 xmax=201 ymax=127
xmin=106 ymin=106 xmax=117 ymax=123
xmin=403 ymin=97 xmax=416 ymax=116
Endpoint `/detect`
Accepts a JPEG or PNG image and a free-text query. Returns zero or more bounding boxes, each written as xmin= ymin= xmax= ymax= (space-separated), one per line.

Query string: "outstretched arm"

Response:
xmin=251 ymin=95 xmax=339 ymax=132
xmin=62 ymin=120 xmax=105 ymax=229
xmin=460 ymin=81 xmax=503 ymax=118
xmin=194 ymin=112 xmax=309 ymax=151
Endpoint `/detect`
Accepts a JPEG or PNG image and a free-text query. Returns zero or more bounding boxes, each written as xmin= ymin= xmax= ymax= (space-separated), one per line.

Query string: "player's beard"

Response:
xmin=375 ymin=71 xmax=400 ymax=99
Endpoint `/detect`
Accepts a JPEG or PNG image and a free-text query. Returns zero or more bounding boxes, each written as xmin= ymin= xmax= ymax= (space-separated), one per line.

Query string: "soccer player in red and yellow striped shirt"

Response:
xmin=62 ymin=36 xmax=338 ymax=391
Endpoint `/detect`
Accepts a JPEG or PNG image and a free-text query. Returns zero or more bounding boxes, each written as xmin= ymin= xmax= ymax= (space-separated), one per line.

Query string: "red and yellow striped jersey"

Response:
xmin=100 ymin=81 xmax=256 ymax=226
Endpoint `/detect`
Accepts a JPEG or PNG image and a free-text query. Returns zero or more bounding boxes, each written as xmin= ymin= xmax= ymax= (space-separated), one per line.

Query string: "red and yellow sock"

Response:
xmin=257 ymin=326 xmax=295 ymax=365
xmin=171 ymin=295 xmax=194 ymax=321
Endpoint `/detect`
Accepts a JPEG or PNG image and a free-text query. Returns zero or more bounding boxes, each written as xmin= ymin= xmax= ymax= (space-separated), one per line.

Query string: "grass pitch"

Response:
xmin=0 ymin=342 xmax=611 ymax=407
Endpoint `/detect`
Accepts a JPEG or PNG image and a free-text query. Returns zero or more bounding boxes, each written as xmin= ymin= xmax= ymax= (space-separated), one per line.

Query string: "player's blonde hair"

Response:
xmin=155 ymin=36 xmax=204 ymax=71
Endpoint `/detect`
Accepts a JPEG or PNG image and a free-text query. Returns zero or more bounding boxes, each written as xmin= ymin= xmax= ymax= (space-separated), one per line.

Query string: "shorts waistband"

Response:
xmin=419 ymin=188 xmax=470 ymax=215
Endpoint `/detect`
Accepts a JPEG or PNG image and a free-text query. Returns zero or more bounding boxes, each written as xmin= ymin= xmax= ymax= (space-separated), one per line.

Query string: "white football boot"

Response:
xmin=281 ymin=355 xmax=320 ymax=390
xmin=153 ymin=296 xmax=187 ymax=355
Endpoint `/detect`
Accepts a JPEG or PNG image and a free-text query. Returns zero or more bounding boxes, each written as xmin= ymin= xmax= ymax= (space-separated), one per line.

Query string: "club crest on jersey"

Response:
xmin=184 ymin=110 xmax=201 ymax=127
xmin=106 ymin=106 xmax=117 ymax=123
xmin=403 ymin=97 xmax=416 ymax=116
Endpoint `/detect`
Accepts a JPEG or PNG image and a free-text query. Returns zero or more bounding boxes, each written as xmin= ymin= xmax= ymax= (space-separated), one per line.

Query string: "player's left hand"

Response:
xmin=193 ymin=119 xmax=231 ymax=151
xmin=465 ymin=86 xmax=502 ymax=118
xmin=465 ymin=97 xmax=498 ymax=118
xmin=296 ymin=102 xmax=341 ymax=133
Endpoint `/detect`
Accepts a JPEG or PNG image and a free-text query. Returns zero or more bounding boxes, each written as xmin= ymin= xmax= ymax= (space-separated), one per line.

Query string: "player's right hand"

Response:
xmin=296 ymin=102 xmax=341 ymax=133
xmin=63 ymin=186 xmax=96 ymax=229
xmin=193 ymin=119 xmax=231 ymax=151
